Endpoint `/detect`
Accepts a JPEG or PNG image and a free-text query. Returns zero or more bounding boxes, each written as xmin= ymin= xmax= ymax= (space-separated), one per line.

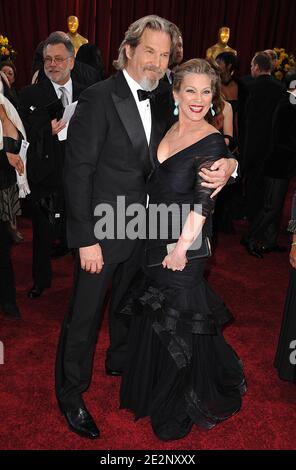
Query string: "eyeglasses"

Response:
xmin=43 ymin=56 xmax=72 ymax=65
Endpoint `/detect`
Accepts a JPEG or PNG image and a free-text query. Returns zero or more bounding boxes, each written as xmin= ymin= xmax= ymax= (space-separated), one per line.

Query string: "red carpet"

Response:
xmin=1 ymin=190 xmax=296 ymax=450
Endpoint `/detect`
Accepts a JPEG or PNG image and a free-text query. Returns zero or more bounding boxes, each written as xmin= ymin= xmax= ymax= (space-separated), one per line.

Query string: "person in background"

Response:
xmin=32 ymin=35 xmax=101 ymax=87
xmin=0 ymin=90 xmax=28 ymax=319
xmin=0 ymin=61 xmax=19 ymax=106
xmin=240 ymin=52 xmax=285 ymax=257
xmin=242 ymin=69 xmax=296 ymax=254
xmin=19 ymin=33 xmax=85 ymax=299
xmin=76 ymin=43 xmax=105 ymax=81
xmin=264 ymin=49 xmax=278 ymax=73
xmin=163 ymin=25 xmax=183 ymax=85
xmin=274 ymin=189 xmax=296 ymax=383
xmin=0 ymin=71 xmax=23 ymax=244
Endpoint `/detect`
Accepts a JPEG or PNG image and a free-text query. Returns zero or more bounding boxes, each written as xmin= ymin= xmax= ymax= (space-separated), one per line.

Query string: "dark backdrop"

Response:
xmin=1 ymin=0 xmax=296 ymax=88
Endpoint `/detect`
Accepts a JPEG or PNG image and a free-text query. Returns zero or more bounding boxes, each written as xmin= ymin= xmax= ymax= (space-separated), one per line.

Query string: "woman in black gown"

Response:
xmin=0 ymin=96 xmax=25 ymax=319
xmin=274 ymin=189 xmax=296 ymax=383
xmin=119 ymin=59 xmax=246 ymax=441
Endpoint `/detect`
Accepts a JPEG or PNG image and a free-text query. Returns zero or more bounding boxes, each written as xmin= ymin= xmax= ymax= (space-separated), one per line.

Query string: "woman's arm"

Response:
xmin=162 ymin=210 xmax=205 ymax=271
xmin=222 ymin=101 xmax=233 ymax=147
xmin=162 ymin=154 xmax=219 ymax=271
xmin=0 ymin=104 xmax=24 ymax=175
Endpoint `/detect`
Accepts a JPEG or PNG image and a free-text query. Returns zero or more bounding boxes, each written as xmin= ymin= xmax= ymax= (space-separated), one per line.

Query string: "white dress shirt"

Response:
xmin=51 ymin=78 xmax=73 ymax=105
xmin=123 ymin=69 xmax=152 ymax=144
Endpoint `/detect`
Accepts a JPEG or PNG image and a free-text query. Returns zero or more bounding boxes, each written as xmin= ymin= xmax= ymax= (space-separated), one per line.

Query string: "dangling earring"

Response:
xmin=210 ymin=103 xmax=215 ymax=116
xmin=173 ymin=101 xmax=179 ymax=116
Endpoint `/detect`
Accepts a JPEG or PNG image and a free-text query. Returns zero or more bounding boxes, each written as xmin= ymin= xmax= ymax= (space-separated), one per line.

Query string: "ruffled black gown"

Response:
xmin=119 ymin=133 xmax=246 ymax=441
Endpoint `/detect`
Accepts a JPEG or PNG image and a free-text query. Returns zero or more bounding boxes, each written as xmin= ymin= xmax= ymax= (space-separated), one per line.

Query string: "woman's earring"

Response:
xmin=210 ymin=103 xmax=215 ymax=116
xmin=173 ymin=101 xmax=179 ymax=116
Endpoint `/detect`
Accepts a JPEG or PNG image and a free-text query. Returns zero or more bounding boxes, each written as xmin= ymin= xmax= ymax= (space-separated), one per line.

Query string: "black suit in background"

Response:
xmin=55 ymin=71 xmax=174 ymax=411
xmin=241 ymin=74 xmax=285 ymax=222
xmin=19 ymin=78 xmax=85 ymax=288
xmin=246 ymin=92 xmax=296 ymax=248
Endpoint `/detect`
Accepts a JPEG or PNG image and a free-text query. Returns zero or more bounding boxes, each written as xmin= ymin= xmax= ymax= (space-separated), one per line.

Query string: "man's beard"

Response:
xmin=139 ymin=66 xmax=165 ymax=91
xmin=138 ymin=76 xmax=159 ymax=91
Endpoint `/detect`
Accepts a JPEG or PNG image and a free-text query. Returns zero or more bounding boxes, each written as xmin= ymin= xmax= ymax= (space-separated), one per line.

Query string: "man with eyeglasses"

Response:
xmin=19 ymin=33 xmax=86 ymax=299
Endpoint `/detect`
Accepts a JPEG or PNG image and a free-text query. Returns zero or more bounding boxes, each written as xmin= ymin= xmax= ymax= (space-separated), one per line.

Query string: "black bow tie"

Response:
xmin=137 ymin=89 xmax=157 ymax=101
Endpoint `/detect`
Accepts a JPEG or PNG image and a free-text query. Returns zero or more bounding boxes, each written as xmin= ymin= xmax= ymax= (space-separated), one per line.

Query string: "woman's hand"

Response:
xmin=289 ymin=245 xmax=296 ymax=269
xmin=162 ymin=247 xmax=188 ymax=271
xmin=6 ymin=152 xmax=24 ymax=175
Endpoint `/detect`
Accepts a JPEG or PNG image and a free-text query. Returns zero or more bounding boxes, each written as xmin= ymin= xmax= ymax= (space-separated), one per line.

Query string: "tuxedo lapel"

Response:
xmin=149 ymin=83 xmax=174 ymax=164
xmin=111 ymin=72 xmax=151 ymax=175
xmin=38 ymin=78 xmax=59 ymax=103
xmin=149 ymin=99 xmax=165 ymax=166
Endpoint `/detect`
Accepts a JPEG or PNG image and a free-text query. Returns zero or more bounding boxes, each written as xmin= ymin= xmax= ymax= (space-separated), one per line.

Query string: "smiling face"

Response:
xmin=174 ymin=73 xmax=213 ymax=122
xmin=125 ymin=28 xmax=171 ymax=91
xmin=43 ymin=43 xmax=74 ymax=85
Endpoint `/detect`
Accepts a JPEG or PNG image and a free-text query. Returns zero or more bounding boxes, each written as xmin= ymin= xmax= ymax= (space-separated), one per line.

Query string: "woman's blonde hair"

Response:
xmin=173 ymin=58 xmax=223 ymax=123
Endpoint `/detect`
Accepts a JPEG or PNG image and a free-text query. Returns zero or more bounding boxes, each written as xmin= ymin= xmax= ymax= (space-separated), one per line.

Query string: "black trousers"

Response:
xmin=55 ymin=240 xmax=144 ymax=411
xmin=245 ymin=176 xmax=289 ymax=247
xmin=31 ymin=192 xmax=67 ymax=287
xmin=245 ymin=171 xmax=265 ymax=222
xmin=31 ymin=202 xmax=54 ymax=287
xmin=0 ymin=221 xmax=16 ymax=304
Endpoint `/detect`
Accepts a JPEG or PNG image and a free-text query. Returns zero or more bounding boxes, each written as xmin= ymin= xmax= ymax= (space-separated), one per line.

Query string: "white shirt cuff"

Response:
xmin=231 ymin=161 xmax=239 ymax=178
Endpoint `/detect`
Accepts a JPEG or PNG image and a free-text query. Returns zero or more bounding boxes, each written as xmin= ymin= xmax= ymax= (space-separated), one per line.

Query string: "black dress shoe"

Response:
xmin=63 ymin=406 xmax=100 ymax=439
xmin=246 ymin=243 xmax=263 ymax=259
xmin=240 ymin=238 xmax=263 ymax=259
xmin=27 ymin=284 xmax=47 ymax=299
xmin=0 ymin=302 xmax=21 ymax=319
xmin=105 ymin=364 xmax=122 ymax=376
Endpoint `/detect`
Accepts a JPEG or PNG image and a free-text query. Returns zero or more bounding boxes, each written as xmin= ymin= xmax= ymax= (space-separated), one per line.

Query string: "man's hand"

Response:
xmin=51 ymin=118 xmax=66 ymax=136
xmin=199 ymin=157 xmax=237 ymax=198
xmin=6 ymin=152 xmax=24 ymax=175
xmin=79 ymin=243 xmax=104 ymax=274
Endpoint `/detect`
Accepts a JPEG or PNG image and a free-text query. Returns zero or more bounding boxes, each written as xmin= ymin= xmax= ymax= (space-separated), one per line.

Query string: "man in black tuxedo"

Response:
xmin=19 ymin=33 xmax=85 ymax=298
xmin=55 ymin=15 xmax=237 ymax=439
xmin=241 ymin=51 xmax=286 ymax=257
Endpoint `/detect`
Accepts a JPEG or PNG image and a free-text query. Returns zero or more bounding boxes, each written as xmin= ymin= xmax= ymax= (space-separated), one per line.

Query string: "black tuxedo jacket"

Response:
xmin=241 ymin=74 xmax=285 ymax=174
xmin=65 ymin=70 xmax=174 ymax=262
xmin=19 ymin=78 xmax=85 ymax=201
xmin=266 ymin=92 xmax=296 ymax=179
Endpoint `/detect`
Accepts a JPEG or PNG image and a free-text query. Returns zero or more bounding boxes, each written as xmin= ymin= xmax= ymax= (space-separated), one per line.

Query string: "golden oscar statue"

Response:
xmin=66 ymin=15 xmax=88 ymax=55
xmin=206 ymin=27 xmax=237 ymax=61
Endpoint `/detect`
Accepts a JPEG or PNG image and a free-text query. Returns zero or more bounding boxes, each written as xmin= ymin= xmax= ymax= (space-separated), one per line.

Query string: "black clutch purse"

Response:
xmin=146 ymin=237 xmax=212 ymax=268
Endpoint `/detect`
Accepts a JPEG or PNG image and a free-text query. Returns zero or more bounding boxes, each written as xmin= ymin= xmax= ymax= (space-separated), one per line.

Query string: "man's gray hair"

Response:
xmin=43 ymin=32 xmax=75 ymax=57
xmin=113 ymin=15 xmax=179 ymax=70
